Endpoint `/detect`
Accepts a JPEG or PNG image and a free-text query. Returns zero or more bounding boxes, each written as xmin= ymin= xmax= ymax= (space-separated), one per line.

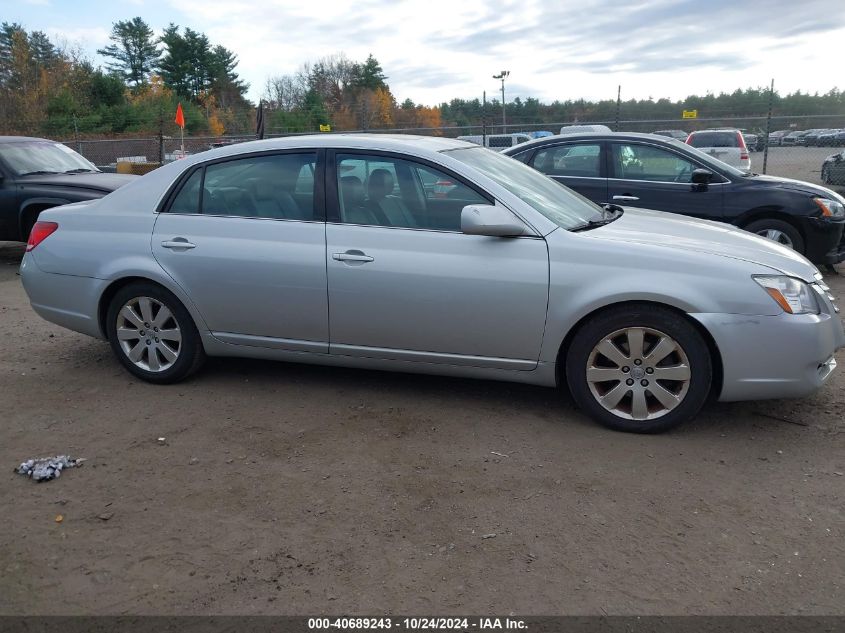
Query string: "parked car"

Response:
xmin=817 ymin=129 xmax=845 ymax=147
xmin=0 ymin=136 xmax=136 ymax=241
xmin=685 ymin=129 xmax=751 ymax=172
xmin=822 ymin=150 xmax=845 ymax=186
xmin=781 ymin=130 xmax=808 ymax=146
xmin=503 ymin=132 xmax=845 ymax=265
xmin=743 ymin=133 xmax=759 ymax=152
xmin=528 ymin=131 xmax=554 ymax=139
xmin=652 ymin=130 xmax=688 ymax=141
xmin=767 ymin=130 xmax=790 ymax=146
xmin=20 ymin=135 xmax=844 ymax=433
xmin=560 ymin=124 xmax=612 ymax=135
xmin=799 ymin=129 xmax=830 ymax=146
xmin=455 ymin=133 xmax=531 ymax=151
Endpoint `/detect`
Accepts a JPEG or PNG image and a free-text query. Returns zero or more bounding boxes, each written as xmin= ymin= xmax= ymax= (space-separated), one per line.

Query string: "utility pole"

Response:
xmin=615 ymin=85 xmax=621 ymax=131
xmin=492 ymin=70 xmax=509 ymax=133
xmin=762 ymin=78 xmax=775 ymax=175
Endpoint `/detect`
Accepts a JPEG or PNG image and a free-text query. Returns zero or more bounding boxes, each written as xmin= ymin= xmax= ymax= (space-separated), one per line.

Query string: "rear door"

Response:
xmin=527 ymin=141 xmax=608 ymax=205
xmin=607 ymin=141 xmax=724 ymax=220
xmin=152 ymin=150 xmax=329 ymax=352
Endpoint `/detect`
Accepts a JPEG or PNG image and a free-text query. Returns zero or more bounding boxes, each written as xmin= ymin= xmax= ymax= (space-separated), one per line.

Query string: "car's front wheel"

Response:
xmin=744 ymin=218 xmax=804 ymax=253
xmin=565 ymin=304 xmax=712 ymax=433
xmin=106 ymin=282 xmax=205 ymax=383
xmin=821 ymin=165 xmax=831 ymax=184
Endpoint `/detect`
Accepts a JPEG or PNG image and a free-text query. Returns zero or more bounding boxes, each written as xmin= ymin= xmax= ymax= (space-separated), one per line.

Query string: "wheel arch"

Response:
xmin=19 ymin=197 xmax=70 ymax=240
xmin=97 ymin=274 xmax=208 ymax=340
xmin=554 ymin=299 xmax=724 ymax=400
xmin=736 ymin=207 xmax=806 ymax=243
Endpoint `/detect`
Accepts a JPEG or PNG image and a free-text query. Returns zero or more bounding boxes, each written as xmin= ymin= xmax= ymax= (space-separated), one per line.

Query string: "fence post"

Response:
xmin=762 ymin=78 xmax=774 ymax=175
xmin=72 ymin=113 xmax=81 ymax=154
xmin=482 ymin=90 xmax=487 ymax=147
xmin=615 ymin=85 xmax=621 ymax=131
xmin=158 ymin=103 xmax=165 ymax=165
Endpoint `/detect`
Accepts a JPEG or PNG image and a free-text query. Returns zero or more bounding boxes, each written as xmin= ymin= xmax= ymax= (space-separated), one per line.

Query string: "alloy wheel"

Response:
xmin=585 ymin=327 xmax=691 ymax=421
xmin=115 ymin=296 xmax=182 ymax=372
xmin=755 ymin=229 xmax=794 ymax=249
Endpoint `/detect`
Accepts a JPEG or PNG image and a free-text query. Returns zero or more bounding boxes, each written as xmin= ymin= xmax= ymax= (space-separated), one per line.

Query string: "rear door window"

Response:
xmin=531 ymin=143 xmax=601 ymax=177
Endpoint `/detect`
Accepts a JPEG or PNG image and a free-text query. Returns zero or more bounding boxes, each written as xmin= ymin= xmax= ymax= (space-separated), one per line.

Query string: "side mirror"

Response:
xmin=691 ymin=168 xmax=714 ymax=184
xmin=461 ymin=204 xmax=526 ymax=237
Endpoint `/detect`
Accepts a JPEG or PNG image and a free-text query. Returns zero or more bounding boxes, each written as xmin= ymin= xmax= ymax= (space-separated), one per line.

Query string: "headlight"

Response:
xmin=754 ymin=275 xmax=819 ymax=314
xmin=813 ymin=197 xmax=845 ymax=217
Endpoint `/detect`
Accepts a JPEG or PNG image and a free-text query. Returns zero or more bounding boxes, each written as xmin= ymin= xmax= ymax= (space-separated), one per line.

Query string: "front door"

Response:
xmin=152 ymin=151 xmax=329 ymax=352
xmin=325 ymin=151 xmax=549 ymax=369
xmin=608 ymin=141 xmax=724 ymax=220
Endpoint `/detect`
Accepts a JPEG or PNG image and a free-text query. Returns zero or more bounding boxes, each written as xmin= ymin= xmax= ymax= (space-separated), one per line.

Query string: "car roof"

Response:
xmin=501 ymin=131 xmax=688 ymax=154
xmin=195 ymin=133 xmax=475 ymax=162
xmin=0 ymin=136 xmax=53 ymax=144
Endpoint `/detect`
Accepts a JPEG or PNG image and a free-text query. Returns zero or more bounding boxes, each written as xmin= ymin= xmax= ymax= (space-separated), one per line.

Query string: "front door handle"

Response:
xmin=161 ymin=238 xmax=196 ymax=250
xmin=333 ymin=251 xmax=374 ymax=263
xmin=612 ymin=195 xmax=640 ymax=202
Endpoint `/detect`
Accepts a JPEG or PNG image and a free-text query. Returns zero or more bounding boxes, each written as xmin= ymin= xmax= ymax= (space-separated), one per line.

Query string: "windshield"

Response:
xmin=446 ymin=146 xmax=604 ymax=230
xmin=665 ymin=138 xmax=747 ymax=177
xmin=0 ymin=141 xmax=98 ymax=176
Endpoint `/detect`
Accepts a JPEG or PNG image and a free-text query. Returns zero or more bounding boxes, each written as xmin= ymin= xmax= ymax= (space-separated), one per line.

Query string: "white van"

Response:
xmin=559 ymin=124 xmax=613 ymax=135
xmin=456 ymin=133 xmax=531 ymax=151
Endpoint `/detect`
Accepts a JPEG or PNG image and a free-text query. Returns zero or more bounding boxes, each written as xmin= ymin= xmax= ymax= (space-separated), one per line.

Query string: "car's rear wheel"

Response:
xmin=744 ymin=218 xmax=804 ymax=253
xmin=565 ymin=304 xmax=712 ymax=433
xmin=106 ymin=282 xmax=205 ymax=383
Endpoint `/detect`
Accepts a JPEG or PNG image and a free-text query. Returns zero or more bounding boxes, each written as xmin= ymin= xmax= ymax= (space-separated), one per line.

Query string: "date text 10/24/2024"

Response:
xmin=307 ymin=618 xmax=528 ymax=630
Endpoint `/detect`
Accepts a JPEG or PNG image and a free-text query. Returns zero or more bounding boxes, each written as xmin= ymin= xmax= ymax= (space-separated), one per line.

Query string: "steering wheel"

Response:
xmin=674 ymin=165 xmax=692 ymax=183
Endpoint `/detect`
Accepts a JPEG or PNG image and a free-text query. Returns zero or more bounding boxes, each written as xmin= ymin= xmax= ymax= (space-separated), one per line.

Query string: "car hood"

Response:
xmin=582 ymin=207 xmax=818 ymax=280
xmin=18 ymin=172 xmax=137 ymax=192
xmin=744 ymin=173 xmax=845 ymax=202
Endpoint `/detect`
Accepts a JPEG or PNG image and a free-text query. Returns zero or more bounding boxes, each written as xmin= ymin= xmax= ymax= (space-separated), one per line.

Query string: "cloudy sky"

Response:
xmin=9 ymin=0 xmax=845 ymax=106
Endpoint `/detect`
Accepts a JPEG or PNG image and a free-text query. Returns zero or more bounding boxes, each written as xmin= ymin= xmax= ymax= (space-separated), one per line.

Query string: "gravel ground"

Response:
xmin=0 ymin=241 xmax=843 ymax=616
xmin=752 ymin=145 xmax=844 ymax=187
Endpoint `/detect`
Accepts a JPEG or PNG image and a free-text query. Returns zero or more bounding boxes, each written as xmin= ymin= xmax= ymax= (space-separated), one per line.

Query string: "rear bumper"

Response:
xmin=19 ymin=254 xmax=107 ymax=339
xmin=692 ymin=310 xmax=845 ymax=402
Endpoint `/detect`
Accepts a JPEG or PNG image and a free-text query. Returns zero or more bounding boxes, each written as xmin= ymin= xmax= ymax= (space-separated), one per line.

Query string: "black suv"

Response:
xmin=0 ymin=137 xmax=136 ymax=241
xmin=503 ymin=132 xmax=845 ymax=266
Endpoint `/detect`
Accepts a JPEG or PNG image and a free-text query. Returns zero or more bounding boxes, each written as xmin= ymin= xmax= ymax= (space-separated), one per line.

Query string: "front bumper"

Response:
xmin=801 ymin=216 xmax=845 ymax=265
xmin=692 ymin=308 xmax=845 ymax=402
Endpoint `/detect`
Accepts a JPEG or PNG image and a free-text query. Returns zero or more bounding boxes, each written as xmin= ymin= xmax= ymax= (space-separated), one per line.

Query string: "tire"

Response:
xmin=743 ymin=218 xmax=804 ymax=253
xmin=106 ymin=282 xmax=205 ymax=384
xmin=565 ymin=304 xmax=712 ymax=433
xmin=821 ymin=166 xmax=831 ymax=184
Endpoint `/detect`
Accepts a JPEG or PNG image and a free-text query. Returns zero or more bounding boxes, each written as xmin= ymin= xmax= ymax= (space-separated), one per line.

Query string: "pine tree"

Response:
xmin=97 ymin=17 xmax=160 ymax=87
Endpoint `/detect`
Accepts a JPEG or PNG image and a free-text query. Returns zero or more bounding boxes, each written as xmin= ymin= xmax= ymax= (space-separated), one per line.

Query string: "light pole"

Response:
xmin=492 ymin=70 xmax=509 ymax=132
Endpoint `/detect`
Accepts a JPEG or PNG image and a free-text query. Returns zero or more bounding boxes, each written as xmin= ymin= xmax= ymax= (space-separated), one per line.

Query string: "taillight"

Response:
xmin=737 ymin=132 xmax=749 ymax=160
xmin=685 ymin=134 xmax=693 ymax=144
xmin=26 ymin=221 xmax=58 ymax=251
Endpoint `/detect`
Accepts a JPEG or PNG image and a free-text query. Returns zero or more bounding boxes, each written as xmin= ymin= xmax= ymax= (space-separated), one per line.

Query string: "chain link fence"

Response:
xmin=62 ymin=114 xmax=845 ymax=189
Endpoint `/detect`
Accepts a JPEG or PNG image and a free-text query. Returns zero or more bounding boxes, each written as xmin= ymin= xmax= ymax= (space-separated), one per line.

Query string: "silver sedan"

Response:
xmin=20 ymin=135 xmax=845 ymax=433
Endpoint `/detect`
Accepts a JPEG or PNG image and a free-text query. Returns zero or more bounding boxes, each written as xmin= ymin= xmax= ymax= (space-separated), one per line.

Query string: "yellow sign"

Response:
xmin=319 ymin=124 xmax=331 ymax=132
xmin=682 ymin=109 xmax=698 ymax=119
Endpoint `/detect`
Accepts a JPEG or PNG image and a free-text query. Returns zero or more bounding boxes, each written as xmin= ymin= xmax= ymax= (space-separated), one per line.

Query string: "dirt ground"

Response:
xmin=0 ymin=241 xmax=843 ymax=616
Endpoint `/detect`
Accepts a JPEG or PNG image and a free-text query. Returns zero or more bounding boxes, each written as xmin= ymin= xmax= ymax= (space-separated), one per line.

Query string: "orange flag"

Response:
xmin=174 ymin=103 xmax=185 ymax=128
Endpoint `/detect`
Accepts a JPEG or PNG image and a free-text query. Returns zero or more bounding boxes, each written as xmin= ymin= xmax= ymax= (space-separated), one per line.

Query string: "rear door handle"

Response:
xmin=612 ymin=195 xmax=639 ymax=202
xmin=332 ymin=251 xmax=374 ymax=263
xmin=161 ymin=238 xmax=196 ymax=250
